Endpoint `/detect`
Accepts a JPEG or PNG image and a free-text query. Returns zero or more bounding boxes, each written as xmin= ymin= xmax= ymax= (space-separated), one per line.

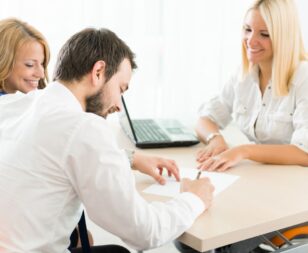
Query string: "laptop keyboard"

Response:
xmin=132 ymin=119 xmax=170 ymax=142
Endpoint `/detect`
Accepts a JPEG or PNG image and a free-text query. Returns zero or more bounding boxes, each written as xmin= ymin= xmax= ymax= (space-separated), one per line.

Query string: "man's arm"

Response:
xmin=68 ymin=117 xmax=214 ymax=250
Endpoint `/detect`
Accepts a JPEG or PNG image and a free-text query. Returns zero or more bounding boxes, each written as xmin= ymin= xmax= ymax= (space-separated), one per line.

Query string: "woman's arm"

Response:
xmin=196 ymin=72 xmax=239 ymax=161
xmin=195 ymin=117 xmax=229 ymax=162
xmin=200 ymin=144 xmax=308 ymax=172
xmin=195 ymin=117 xmax=221 ymax=143
xmin=243 ymin=144 xmax=308 ymax=166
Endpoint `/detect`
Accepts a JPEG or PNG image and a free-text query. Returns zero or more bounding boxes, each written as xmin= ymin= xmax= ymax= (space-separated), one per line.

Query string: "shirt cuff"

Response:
xmin=175 ymin=192 xmax=206 ymax=217
xmin=125 ymin=149 xmax=136 ymax=168
xmin=293 ymin=142 xmax=308 ymax=154
xmin=291 ymin=132 xmax=308 ymax=153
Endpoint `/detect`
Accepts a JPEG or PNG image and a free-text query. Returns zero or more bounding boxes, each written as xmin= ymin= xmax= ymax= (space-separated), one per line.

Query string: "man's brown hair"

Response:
xmin=53 ymin=28 xmax=137 ymax=82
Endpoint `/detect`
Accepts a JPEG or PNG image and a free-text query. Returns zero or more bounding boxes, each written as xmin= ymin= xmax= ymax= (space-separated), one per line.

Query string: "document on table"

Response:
xmin=143 ymin=168 xmax=239 ymax=197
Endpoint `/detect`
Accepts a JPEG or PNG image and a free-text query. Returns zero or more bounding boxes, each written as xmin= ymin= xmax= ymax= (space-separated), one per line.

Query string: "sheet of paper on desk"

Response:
xmin=143 ymin=168 xmax=239 ymax=197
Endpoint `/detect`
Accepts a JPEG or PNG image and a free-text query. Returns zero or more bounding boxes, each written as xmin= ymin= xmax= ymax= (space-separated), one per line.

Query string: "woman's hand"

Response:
xmin=197 ymin=135 xmax=229 ymax=162
xmin=198 ymin=146 xmax=247 ymax=172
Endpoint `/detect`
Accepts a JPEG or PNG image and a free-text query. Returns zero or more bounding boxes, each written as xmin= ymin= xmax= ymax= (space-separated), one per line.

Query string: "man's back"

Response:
xmin=0 ymin=84 xmax=87 ymax=252
xmin=0 ymin=82 xmax=206 ymax=252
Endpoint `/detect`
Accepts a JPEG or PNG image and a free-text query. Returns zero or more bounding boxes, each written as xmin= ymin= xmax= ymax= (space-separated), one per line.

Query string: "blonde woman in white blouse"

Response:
xmin=196 ymin=0 xmax=308 ymax=172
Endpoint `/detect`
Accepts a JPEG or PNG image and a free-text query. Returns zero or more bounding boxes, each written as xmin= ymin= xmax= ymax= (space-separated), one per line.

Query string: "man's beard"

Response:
xmin=86 ymin=88 xmax=106 ymax=118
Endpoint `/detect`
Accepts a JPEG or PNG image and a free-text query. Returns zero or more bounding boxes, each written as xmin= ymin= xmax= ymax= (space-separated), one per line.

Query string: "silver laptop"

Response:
xmin=119 ymin=96 xmax=199 ymax=148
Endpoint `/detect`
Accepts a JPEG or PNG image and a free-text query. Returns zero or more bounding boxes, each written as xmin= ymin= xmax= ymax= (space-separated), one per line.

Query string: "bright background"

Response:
xmin=1 ymin=0 xmax=307 ymax=121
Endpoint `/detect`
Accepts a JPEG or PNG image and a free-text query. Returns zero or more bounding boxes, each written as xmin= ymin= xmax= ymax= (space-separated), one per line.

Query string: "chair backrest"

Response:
xmin=271 ymin=226 xmax=308 ymax=247
xmin=78 ymin=211 xmax=91 ymax=253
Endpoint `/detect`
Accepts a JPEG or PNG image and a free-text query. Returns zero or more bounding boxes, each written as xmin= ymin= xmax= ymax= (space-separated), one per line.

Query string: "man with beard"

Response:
xmin=0 ymin=28 xmax=214 ymax=253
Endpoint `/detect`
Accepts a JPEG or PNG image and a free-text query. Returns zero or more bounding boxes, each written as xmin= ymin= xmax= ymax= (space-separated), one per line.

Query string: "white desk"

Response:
xmin=109 ymin=119 xmax=308 ymax=252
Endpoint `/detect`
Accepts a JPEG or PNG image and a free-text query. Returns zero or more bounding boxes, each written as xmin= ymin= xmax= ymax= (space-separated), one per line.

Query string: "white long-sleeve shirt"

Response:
xmin=0 ymin=82 xmax=205 ymax=253
xmin=199 ymin=61 xmax=308 ymax=153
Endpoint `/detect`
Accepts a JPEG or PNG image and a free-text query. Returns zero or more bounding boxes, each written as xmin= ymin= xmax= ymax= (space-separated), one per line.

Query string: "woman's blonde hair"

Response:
xmin=0 ymin=18 xmax=50 ymax=92
xmin=241 ymin=0 xmax=307 ymax=96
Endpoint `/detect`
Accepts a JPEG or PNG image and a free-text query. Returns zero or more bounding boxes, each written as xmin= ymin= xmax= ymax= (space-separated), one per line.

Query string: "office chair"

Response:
xmin=78 ymin=212 xmax=91 ymax=253
xmin=69 ymin=211 xmax=92 ymax=253
xmin=256 ymin=227 xmax=308 ymax=252
xmin=270 ymin=226 xmax=308 ymax=248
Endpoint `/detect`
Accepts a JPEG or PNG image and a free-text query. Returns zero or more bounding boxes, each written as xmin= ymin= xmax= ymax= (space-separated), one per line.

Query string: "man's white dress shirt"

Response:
xmin=199 ymin=61 xmax=308 ymax=153
xmin=0 ymin=82 xmax=204 ymax=253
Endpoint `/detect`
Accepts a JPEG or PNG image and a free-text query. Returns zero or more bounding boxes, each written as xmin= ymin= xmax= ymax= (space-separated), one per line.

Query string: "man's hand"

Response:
xmin=132 ymin=152 xmax=180 ymax=185
xmin=181 ymin=177 xmax=214 ymax=209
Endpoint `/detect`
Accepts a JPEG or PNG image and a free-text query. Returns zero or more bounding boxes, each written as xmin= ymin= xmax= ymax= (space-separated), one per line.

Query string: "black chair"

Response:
xmin=69 ymin=211 xmax=91 ymax=253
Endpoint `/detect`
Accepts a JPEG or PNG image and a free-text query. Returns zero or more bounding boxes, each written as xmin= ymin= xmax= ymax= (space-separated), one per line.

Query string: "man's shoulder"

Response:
xmin=79 ymin=112 xmax=107 ymax=126
xmin=69 ymin=112 xmax=113 ymax=139
xmin=49 ymin=109 xmax=109 ymax=132
xmin=64 ymin=113 xmax=118 ymax=156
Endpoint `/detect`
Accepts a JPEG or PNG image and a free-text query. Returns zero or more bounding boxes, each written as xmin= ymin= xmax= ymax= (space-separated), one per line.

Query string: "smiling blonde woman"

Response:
xmin=196 ymin=0 xmax=308 ymax=173
xmin=177 ymin=0 xmax=308 ymax=252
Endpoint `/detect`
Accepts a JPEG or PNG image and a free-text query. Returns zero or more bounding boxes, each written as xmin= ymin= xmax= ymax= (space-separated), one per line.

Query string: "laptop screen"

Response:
xmin=119 ymin=96 xmax=138 ymax=142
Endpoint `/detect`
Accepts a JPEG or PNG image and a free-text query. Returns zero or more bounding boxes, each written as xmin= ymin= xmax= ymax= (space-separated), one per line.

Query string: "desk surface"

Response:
xmin=110 ymin=119 xmax=308 ymax=252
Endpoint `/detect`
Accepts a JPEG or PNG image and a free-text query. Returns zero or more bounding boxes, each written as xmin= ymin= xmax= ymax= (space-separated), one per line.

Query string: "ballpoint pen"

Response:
xmin=195 ymin=169 xmax=202 ymax=180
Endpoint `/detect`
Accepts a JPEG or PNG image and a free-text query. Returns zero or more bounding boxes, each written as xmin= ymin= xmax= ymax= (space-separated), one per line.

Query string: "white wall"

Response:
xmin=1 ymin=0 xmax=307 ymax=120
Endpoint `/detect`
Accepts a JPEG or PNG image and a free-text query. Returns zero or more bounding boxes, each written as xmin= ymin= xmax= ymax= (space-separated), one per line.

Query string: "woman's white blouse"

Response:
xmin=199 ymin=61 xmax=308 ymax=153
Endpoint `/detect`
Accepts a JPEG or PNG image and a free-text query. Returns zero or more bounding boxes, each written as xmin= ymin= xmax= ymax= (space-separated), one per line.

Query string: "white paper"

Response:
xmin=143 ymin=168 xmax=239 ymax=197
